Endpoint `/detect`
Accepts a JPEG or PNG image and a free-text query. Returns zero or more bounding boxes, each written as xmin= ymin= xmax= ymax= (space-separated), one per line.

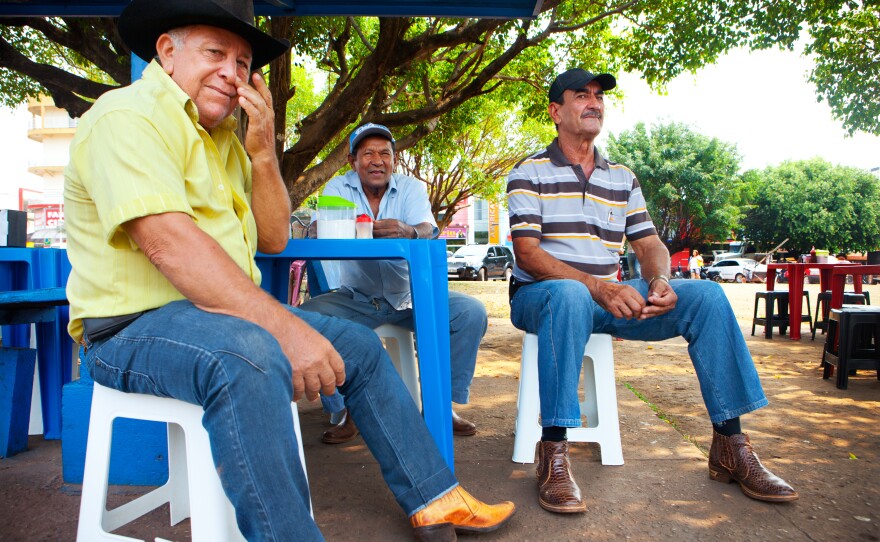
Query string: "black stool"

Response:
xmin=752 ymin=291 xmax=812 ymax=339
xmin=822 ymin=306 xmax=880 ymax=389
xmin=812 ymin=291 xmax=870 ymax=340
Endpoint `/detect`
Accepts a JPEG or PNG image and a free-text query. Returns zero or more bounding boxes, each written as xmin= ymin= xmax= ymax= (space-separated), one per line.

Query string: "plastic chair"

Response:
xmin=512 ymin=333 xmax=623 ymax=465
xmin=374 ymin=324 xmax=421 ymax=411
xmin=812 ymin=291 xmax=869 ymax=339
xmin=751 ymin=290 xmax=811 ymax=339
xmin=822 ymin=306 xmax=880 ymax=389
xmin=76 ymin=383 xmax=310 ymax=541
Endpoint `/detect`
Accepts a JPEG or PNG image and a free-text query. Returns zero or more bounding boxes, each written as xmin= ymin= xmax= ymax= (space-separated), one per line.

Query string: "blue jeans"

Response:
xmin=300 ymin=290 xmax=487 ymax=413
xmin=509 ymin=279 xmax=767 ymax=426
xmin=82 ymin=300 xmax=457 ymax=542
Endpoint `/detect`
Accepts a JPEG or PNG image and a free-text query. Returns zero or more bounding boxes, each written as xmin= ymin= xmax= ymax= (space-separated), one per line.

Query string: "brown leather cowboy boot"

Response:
xmin=536 ymin=440 xmax=586 ymax=513
xmin=709 ymin=430 xmax=799 ymax=502
xmin=410 ymin=486 xmax=515 ymax=541
xmin=321 ymin=408 xmax=359 ymax=444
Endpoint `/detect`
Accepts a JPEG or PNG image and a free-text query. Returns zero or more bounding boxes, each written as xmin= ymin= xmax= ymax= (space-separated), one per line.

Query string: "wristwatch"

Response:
xmin=648 ymin=275 xmax=669 ymax=288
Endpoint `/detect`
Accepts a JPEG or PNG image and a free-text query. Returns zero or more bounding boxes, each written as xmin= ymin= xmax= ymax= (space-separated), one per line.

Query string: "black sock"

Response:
xmin=713 ymin=417 xmax=741 ymax=436
xmin=541 ymin=426 xmax=567 ymax=442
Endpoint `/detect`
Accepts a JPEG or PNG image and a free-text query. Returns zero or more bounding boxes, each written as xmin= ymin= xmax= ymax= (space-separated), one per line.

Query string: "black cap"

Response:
xmin=549 ymin=69 xmax=616 ymax=103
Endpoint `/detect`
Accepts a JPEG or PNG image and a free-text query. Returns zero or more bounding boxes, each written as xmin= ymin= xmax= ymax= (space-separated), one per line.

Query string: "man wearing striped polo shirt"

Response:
xmin=506 ymin=68 xmax=798 ymax=514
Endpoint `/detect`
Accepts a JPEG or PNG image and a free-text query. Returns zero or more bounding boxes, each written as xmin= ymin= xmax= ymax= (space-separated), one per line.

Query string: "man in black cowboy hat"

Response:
xmin=64 ymin=1 xmax=515 ymax=540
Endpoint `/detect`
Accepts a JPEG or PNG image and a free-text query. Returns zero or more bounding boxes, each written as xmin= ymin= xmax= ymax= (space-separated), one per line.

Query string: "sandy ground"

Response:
xmin=1 ymin=280 xmax=878 ymax=541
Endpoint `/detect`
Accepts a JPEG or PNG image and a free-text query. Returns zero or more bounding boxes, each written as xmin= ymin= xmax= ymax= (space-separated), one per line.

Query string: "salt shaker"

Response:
xmin=356 ymin=214 xmax=373 ymax=239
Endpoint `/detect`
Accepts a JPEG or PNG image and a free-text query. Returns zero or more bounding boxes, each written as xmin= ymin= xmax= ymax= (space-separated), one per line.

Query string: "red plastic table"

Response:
xmin=766 ymin=262 xmax=866 ymax=340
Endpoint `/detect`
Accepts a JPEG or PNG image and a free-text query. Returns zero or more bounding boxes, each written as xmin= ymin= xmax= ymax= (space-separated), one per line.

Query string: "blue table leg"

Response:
xmin=409 ymin=241 xmax=454 ymax=471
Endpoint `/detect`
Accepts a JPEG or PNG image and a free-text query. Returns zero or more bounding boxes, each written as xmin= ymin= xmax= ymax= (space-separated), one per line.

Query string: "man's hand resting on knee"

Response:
xmin=593 ymin=281 xmax=647 ymax=320
xmin=641 ymin=278 xmax=677 ymax=319
xmin=281 ymin=318 xmax=346 ymax=402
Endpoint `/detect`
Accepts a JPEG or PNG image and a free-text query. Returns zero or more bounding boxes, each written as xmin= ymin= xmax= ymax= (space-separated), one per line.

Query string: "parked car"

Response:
xmin=705 ymin=258 xmax=758 ymax=283
xmin=447 ymin=244 xmax=514 ymax=281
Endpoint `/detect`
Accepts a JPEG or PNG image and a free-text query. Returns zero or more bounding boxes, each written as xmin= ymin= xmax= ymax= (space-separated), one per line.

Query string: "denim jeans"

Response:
xmin=299 ymin=290 xmax=487 ymax=413
xmin=509 ymin=279 xmax=767 ymax=426
xmin=82 ymin=300 xmax=457 ymax=542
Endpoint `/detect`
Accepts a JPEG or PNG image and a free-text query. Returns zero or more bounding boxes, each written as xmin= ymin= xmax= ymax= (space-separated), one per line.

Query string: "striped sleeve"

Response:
xmin=624 ymin=173 xmax=657 ymax=241
xmin=506 ymin=155 xmax=543 ymax=240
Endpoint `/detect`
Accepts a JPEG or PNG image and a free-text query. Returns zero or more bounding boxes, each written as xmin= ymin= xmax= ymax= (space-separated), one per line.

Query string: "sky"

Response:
xmin=0 ymin=104 xmax=41 ymax=210
xmin=599 ymin=46 xmax=880 ymax=173
xmin=2 ymin=44 xmax=878 ymax=210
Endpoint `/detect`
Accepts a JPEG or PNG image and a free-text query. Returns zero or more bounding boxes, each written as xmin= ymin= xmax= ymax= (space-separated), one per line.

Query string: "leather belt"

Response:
xmin=508 ymin=276 xmax=533 ymax=302
xmin=81 ymin=311 xmax=148 ymax=343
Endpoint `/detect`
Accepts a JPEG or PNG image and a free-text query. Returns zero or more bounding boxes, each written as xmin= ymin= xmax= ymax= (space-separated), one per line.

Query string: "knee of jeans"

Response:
xmin=207 ymin=324 xmax=293 ymax=386
xmin=450 ymin=295 xmax=488 ymax=332
xmin=548 ymin=280 xmax=592 ymax=314
xmin=684 ymin=279 xmax=725 ymax=304
xmin=338 ymin=323 xmax=386 ymax=375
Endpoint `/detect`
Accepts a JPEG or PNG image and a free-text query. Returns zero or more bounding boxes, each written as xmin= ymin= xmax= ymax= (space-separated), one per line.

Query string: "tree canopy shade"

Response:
xmin=2 ymin=0 xmax=877 ymax=210
xmin=606 ymin=122 xmax=746 ymax=254
xmin=398 ymin=98 xmax=555 ymax=231
xmin=741 ymin=158 xmax=880 ymax=255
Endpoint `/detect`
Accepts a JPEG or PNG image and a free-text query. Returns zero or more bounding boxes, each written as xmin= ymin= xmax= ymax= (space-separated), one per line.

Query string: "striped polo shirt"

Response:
xmin=506 ymin=138 xmax=656 ymax=283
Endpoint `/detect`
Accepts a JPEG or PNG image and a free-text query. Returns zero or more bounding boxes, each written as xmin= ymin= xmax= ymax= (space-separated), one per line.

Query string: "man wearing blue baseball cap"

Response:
xmin=506 ymin=68 xmax=798 ymax=513
xmin=301 ymin=123 xmax=488 ymax=443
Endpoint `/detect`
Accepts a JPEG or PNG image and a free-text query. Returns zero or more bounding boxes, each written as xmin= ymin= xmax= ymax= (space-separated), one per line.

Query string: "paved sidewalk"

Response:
xmin=0 ymin=365 xmax=817 ymax=541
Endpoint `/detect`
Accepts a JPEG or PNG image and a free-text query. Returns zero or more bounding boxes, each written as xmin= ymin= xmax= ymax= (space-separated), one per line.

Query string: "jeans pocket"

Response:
xmin=90 ymin=350 xmax=162 ymax=397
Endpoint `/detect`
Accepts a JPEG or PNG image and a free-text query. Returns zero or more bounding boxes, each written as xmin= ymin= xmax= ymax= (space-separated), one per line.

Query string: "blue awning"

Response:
xmin=0 ymin=0 xmax=544 ymax=18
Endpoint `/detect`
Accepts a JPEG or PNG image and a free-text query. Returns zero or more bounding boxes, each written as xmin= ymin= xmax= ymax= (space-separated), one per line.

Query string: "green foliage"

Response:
xmin=3 ymin=0 xmax=878 ymax=212
xmin=284 ymin=63 xmax=323 ymax=146
xmin=0 ymin=24 xmax=56 ymax=106
xmin=398 ymin=95 xmax=554 ymax=228
xmin=606 ymin=122 xmax=746 ymax=252
xmin=806 ymin=1 xmax=880 ymax=135
xmin=742 ymin=158 xmax=880 ymax=254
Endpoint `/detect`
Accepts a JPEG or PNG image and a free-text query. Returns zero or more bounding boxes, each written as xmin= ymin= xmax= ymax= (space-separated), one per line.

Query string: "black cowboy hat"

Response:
xmin=118 ymin=0 xmax=290 ymax=69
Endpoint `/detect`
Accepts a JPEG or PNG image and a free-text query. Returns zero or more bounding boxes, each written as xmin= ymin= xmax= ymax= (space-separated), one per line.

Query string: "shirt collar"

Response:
xmin=546 ymin=138 xmax=609 ymax=170
xmin=343 ymin=170 xmax=399 ymax=195
xmin=143 ymin=60 xmax=238 ymax=132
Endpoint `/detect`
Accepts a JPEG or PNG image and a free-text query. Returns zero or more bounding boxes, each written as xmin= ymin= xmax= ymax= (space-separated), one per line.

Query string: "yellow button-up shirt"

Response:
xmin=64 ymin=61 xmax=261 ymax=342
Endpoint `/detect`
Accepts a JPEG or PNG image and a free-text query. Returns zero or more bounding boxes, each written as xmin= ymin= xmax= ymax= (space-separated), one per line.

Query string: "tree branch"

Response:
xmin=0 ymin=37 xmax=115 ymax=117
xmin=348 ymin=17 xmax=376 ymax=54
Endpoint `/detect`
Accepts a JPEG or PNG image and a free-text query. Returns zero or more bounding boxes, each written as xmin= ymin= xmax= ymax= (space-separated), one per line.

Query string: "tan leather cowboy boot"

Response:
xmin=410 ymin=486 xmax=515 ymax=541
xmin=709 ymin=430 xmax=799 ymax=502
xmin=536 ymin=440 xmax=586 ymax=513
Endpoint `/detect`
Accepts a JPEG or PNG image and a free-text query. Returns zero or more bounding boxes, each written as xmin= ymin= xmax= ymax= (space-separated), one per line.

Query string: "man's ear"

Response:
xmin=155 ymin=34 xmax=176 ymax=75
xmin=348 ymin=153 xmax=356 ymax=169
xmin=548 ymin=102 xmax=561 ymax=125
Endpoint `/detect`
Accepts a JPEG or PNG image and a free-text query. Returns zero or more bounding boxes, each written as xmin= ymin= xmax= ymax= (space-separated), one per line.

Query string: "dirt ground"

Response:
xmin=1 ymin=280 xmax=878 ymax=541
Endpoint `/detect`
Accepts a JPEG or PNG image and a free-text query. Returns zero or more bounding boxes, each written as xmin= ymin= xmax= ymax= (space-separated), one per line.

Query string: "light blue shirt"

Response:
xmin=322 ymin=170 xmax=439 ymax=310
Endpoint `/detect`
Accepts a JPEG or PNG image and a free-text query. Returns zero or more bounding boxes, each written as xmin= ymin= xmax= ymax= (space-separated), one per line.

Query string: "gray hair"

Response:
xmin=166 ymin=27 xmax=192 ymax=50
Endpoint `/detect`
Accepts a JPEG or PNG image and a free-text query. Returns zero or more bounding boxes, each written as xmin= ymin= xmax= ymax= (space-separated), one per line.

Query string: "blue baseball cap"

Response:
xmin=349 ymin=123 xmax=395 ymax=154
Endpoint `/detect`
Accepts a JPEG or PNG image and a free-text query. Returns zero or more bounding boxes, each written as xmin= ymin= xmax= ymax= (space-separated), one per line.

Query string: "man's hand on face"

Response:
xmin=592 ymin=281 xmax=646 ymax=320
xmin=372 ymin=219 xmax=413 ymax=239
xmin=237 ymin=72 xmax=276 ymax=162
xmin=640 ymin=278 xmax=677 ymax=319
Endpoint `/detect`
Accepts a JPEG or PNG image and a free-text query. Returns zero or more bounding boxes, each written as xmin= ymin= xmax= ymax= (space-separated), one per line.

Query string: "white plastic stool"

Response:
xmin=512 ymin=333 xmax=623 ymax=465
xmin=77 ymin=383 xmax=310 ymax=541
xmin=374 ymin=324 xmax=421 ymax=410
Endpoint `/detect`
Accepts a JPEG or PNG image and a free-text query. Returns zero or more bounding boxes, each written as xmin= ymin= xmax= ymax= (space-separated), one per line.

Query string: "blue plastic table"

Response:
xmin=255 ymin=238 xmax=454 ymax=470
xmin=0 ymin=248 xmax=73 ymax=440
